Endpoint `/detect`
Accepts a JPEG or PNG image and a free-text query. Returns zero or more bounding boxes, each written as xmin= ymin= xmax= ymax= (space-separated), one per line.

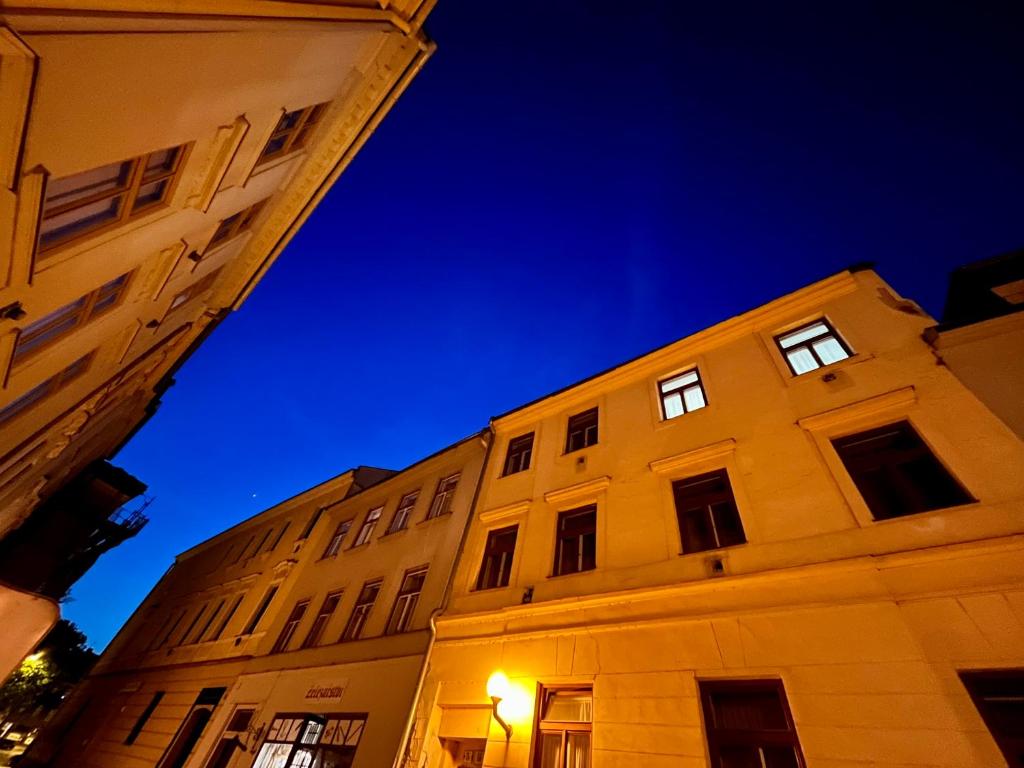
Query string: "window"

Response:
xmin=298 ymin=508 xmax=324 ymax=541
xmin=250 ymin=713 xmax=367 ymax=768
xmin=38 ymin=144 xmax=187 ymax=254
xmin=207 ymin=593 xmax=244 ymax=642
xmin=0 ymin=353 xmax=92 ymax=427
xmin=267 ymin=522 xmax=290 ymax=551
xmin=832 ymin=421 xmax=972 ymax=520
xmin=125 ymin=691 xmax=164 ymax=745
xmin=194 ymin=599 xmax=225 ymax=644
xmin=301 ymin=591 xmax=342 ymax=649
xmin=340 ymin=580 xmax=381 ymax=641
xmin=427 ymin=474 xmax=460 ymax=519
xmin=321 ymin=519 xmax=352 ymax=559
xmin=352 ymin=507 xmax=382 ymax=546
xmin=533 ymin=686 xmax=592 ymax=768
xmin=256 ymin=102 xmax=329 ymax=166
xmin=565 ymin=408 xmax=598 ymax=453
xmin=503 ymin=433 xmax=534 ymax=475
xmin=385 ymin=567 xmax=428 ymax=635
xmin=659 ymin=368 xmax=707 ymax=419
xmin=960 ymin=670 xmax=1024 ymax=767
xmin=386 ymin=491 xmax=419 ymax=533
xmin=775 ymin=319 xmax=851 ymax=375
xmin=176 ymin=603 xmax=209 ymax=646
xmin=151 ymin=608 xmax=186 ymax=650
xmin=476 ymin=525 xmax=518 ymax=590
xmin=698 ymin=679 xmax=805 ymax=768
xmin=168 ymin=267 xmax=223 ymax=312
xmin=207 ymin=201 xmax=265 ymax=250
xmin=156 ymin=687 xmax=225 ymax=768
xmin=13 ymin=273 xmax=130 ymax=364
xmin=242 ymin=585 xmax=278 ymax=635
xmin=204 ymin=707 xmax=255 ymax=768
xmin=253 ymin=527 xmax=274 ymax=555
xmin=232 ymin=534 xmax=256 ymax=564
xmin=271 ymin=599 xmax=309 ymax=654
xmin=553 ymin=506 xmax=596 ymax=576
xmin=673 ymin=470 xmax=746 ymax=554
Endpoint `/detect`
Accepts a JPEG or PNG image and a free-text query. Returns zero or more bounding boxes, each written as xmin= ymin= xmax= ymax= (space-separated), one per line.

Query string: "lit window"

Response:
xmin=256 ymin=102 xmax=329 ymax=166
xmin=321 ymin=520 xmax=352 ymax=559
xmin=534 ymin=686 xmax=592 ymax=768
xmin=502 ymin=433 xmax=534 ymax=476
xmin=476 ymin=525 xmax=517 ymax=590
xmin=960 ymin=670 xmax=1024 ymax=766
xmin=385 ymin=567 xmax=428 ymax=635
xmin=0 ymin=352 xmax=93 ymax=426
xmin=673 ymin=470 xmax=746 ymax=554
xmin=554 ymin=506 xmax=596 ymax=576
xmin=658 ymin=368 xmax=707 ymax=419
xmin=251 ymin=713 xmax=366 ymax=768
xmin=565 ymin=408 xmax=598 ymax=453
xmin=775 ymin=319 xmax=851 ymax=375
xmin=301 ymin=591 xmax=342 ymax=649
xmin=352 ymin=507 xmax=382 ymax=546
xmin=832 ymin=422 xmax=972 ymax=520
xmin=699 ymin=680 xmax=804 ymax=767
xmin=208 ymin=200 xmax=266 ymax=250
xmin=169 ymin=267 xmax=223 ymax=312
xmin=386 ymin=491 xmax=419 ymax=534
xmin=340 ymin=581 xmax=381 ymax=641
xmin=38 ymin=145 xmax=187 ymax=254
xmin=271 ymin=599 xmax=309 ymax=653
xmin=427 ymin=474 xmax=460 ymax=519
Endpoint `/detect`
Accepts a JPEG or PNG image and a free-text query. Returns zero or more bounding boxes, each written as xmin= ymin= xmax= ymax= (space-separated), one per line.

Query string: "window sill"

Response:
xmin=417 ymin=511 xmax=453 ymax=526
xmin=787 ymin=352 xmax=874 ymax=382
xmin=678 ymin=542 xmax=747 ymax=557
xmin=246 ymin=150 xmax=305 ymax=183
xmin=547 ymin=567 xmax=597 ymax=580
xmin=348 ymin=542 xmax=371 ymax=551
xmin=472 ymin=583 xmax=514 ymax=593
xmin=379 ymin=527 xmax=409 ymax=539
xmin=866 ymin=499 xmax=980 ymax=526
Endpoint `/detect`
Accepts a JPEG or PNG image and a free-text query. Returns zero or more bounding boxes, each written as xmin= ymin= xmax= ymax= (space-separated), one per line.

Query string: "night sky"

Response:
xmin=65 ymin=3 xmax=1023 ymax=649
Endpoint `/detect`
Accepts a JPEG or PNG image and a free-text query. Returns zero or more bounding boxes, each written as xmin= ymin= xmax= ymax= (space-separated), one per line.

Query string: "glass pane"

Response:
xmin=763 ymin=747 xmax=800 ymax=768
xmin=682 ymin=385 xmax=706 ymax=411
xmin=785 ymin=347 xmax=819 ymax=374
xmin=294 ymin=124 xmax=316 ymax=149
xmin=681 ymin=508 xmax=714 ymax=553
xmin=261 ymin=135 xmax=289 ymax=159
xmin=144 ymin=146 xmax=180 ymax=179
xmin=660 ymin=370 xmax=698 ymax=392
xmin=19 ymin=297 xmax=87 ymax=337
xmin=662 ymin=392 xmax=684 ymax=419
xmin=717 ymin=745 xmax=762 ymax=768
xmin=40 ymin=196 xmax=122 ymax=246
xmin=45 ymin=161 xmax=131 ymax=208
xmin=276 ymin=110 xmax=304 ymax=131
xmin=777 ymin=321 xmax=828 ymax=349
xmin=566 ymin=732 xmax=590 ymax=768
xmin=711 ymin=689 xmax=788 ymax=730
xmin=251 ymin=743 xmax=292 ymax=768
xmin=15 ymin=315 xmax=82 ymax=359
xmin=712 ymin=501 xmax=746 ymax=547
xmin=811 ymin=336 xmax=849 ymax=365
xmin=539 ymin=733 xmax=561 ymax=768
xmin=132 ymin=179 xmax=169 ymax=211
xmin=545 ymin=691 xmax=592 ymax=722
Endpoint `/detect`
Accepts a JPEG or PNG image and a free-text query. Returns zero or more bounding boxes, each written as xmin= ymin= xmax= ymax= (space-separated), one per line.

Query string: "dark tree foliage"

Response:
xmin=0 ymin=620 xmax=97 ymax=717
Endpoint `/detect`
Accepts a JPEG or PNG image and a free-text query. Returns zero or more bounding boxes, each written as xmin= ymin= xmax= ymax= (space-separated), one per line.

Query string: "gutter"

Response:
xmin=392 ymin=427 xmax=494 ymax=768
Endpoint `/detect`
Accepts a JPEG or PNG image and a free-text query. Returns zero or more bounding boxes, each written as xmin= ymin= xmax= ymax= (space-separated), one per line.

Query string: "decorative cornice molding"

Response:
xmin=478 ymin=499 xmax=530 ymax=525
xmin=797 ymin=386 xmax=917 ymax=433
xmin=543 ymin=476 xmax=611 ymax=508
xmin=649 ymin=438 xmax=737 ymax=476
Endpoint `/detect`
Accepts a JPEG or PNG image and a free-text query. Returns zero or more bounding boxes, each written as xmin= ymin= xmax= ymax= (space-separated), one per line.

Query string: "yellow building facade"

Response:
xmin=0 ymin=0 xmax=435 ymax=678
xmin=408 ymin=266 xmax=1024 ymax=768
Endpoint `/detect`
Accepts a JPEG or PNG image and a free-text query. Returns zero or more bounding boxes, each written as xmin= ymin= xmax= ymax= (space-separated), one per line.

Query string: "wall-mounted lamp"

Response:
xmin=486 ymin=671 xmax=513 ymax=740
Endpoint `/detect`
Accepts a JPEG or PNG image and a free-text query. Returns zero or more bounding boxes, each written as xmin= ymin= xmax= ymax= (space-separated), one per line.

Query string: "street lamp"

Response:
xmin=486 ymin=671 xmax=513 ymax=740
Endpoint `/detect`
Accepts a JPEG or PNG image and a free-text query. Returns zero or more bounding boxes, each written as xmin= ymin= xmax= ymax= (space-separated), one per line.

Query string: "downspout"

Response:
xmin=392 ymin=426 xmax=495 ymax=768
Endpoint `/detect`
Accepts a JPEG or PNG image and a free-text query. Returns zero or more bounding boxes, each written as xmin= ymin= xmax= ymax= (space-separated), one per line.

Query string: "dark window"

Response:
xmin=298 ymin=508 xmax=324 ymax=541
xmin=565 ymin=408 xmax=598 ymax=453
xmin=533 ymin=686 xmax=592 ymax=768
xmin=168 ymin=266 xmax=223 ymax=312
xmin=208 ymin=593 xmax=244 ymax=642
xmin=231 ymin=534 xmax=255 ymax=564
xmin=321 ymin=520 xmax=352 ymax=559
xmin=302 ymin=590 xmax=343 ymax=649
xmin=0 ymin=353 xmax=93 ymax=427
xmin=157 ymin=687 xmax=225 ymax=768
xmin=194 ymin=599 xmax=225 ymax=644
xmin=124 ymin=691 xmax=164 ymax=745
xmin=960 ymin=670 xmax=1024 ymax=767
xmin=268 ymin=522 xmax=290 ymax=551
xmin=242 ymin=585 xmax=278 ymax=635
xmin=659 ymin=368 xmax=707 ymax=420
xmin=352 ymin=507 xmax=382 ymax=546
xmin=256 ymin=102 xmax=329 ymax=166
xmin=476 ymin=525 xmax=518 ymax=590
xmin=386 ymin=491 xmax=419 ymax=533
xmin=271 ymin=600 xmax=309 ymax=653
xmin=699 ymin=679 xmax=805 ymax=768
xmin=252 ymin=527 xmax=273 ymax=555
xmin=152 ymin=608 xmax=187 ymax=650
xmin=775 ymin=319 xmax=851 ymax=375
xmin=207 ymin=200 xmax=265 ymax=250
xmin=385 ymin=567 xmax=428 ymax=635
xmin=673 ymin=470 xmax=746 ymax=554
xmin=340 ymin=580 xmax=381 ymax=641
xmin=832 ymin=422 xmax=972 ymax=520
xmin=553 ymin=506 xmax=596 ymax=576
xmin=176 ymin=603 xmax=208 ymax=647
xmin=427 ymin=474 xmax=460 ymax=519
xmin=503 ymin=433 xmax=535 ymax=476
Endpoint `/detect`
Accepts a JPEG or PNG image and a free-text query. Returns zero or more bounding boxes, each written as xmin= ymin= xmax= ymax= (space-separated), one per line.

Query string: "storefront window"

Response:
xmin=250 ymin=713 xmax=367 ymax=768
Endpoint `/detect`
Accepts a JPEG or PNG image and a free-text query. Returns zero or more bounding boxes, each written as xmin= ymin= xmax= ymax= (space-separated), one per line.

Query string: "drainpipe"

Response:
xmin=392 ymin=426 xmax=494 ymax=768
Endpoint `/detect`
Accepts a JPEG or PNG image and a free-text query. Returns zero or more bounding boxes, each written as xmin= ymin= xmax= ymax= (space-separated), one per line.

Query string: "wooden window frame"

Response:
xmin=385 ymin=566 xmax=428 ymax=635
xmin=0 ymin=352 xmax=93 ymax=427
xmin=774 ymin=318 xmax=852 ymax=376
xmin=38 ymin=144 xmax=190 ymax=258
xmin=241 ymin=585 xmax=278 ymax=636
xmin=207 ymin=200 xmax=266 ymax=251
xmin=502 ymin=433 xmax=535 ymax=476
xmin=960 ymin=669 xmax=1024 ymax=766
xmin=301 ymin=590 xmax=343 ymax=649
xmin=564 ymin=408 xmax=598 ymax=454
xmin=476 ymin=525 xmax=518 ymax=590
xmin=698 ymin=679 xmax=805 ymax=768
xmin=553 ymin=505 xmax=597 ymax=577
xmin=271 ymin=599 xmax=310 ymax=654
xmin=532 ymin=684 xmax=593 ymax=768
xmin=386 ymin=491 xmax=419 ymax=534
xmin=658 ymin=367 xmax=708 ymax=420
xmin=207 ymin=593 xmax=244 ymax=642
xmin=352 ymin=507 xmax=382 ymax=547
xmin=672 ymin=469 xmax=747 ymax=554
xmin=426 ymin=473 xmax=460 ymax=519
xmin=168 ymin=266 xmax=223 ymax=314
xmin=340 ymin=580 xmax=382 ymax=642
xmin=255 ymin=103 xmax=329 ymax=168
xmin=321 ymin=519 xmax=352 ymax=559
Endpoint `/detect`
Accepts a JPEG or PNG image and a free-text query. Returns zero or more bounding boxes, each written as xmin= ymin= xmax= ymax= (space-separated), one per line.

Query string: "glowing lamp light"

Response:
xmin=486 ymin=671 xmax=513 ymax=740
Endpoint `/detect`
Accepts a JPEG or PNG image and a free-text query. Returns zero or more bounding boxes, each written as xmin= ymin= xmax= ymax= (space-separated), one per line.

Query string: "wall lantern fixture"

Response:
xmin=486 ymin=671 xmax=513 ymax=740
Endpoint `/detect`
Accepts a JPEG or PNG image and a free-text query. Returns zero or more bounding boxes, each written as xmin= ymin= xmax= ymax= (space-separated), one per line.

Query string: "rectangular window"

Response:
xmin=658 ymin=368 xmax=707 ymax=420
xmin=0 ymin=353 xmax=93 ymax=427
xmin=321 ymin=519 xmax=352 ymax=558
xmin=386 ymin=491 xmax=419 ymax=533
xmin=271 ymin=599 xmax=309 ymax=654
xmin=775 ymin=318 xmax=851 ymax=375
xmin=554 ymin=506 xmax=596 ymax=576
xmin=960 ymin=670 xmax=1024 ymax=767
xmin=124 ymin=691 xmax=164 ymax=745
xmin=207 ymin=200 xmax=265 ymax=250
xmin=13 ymin=273 xmax=130 ymax=364
xmin=251 ymin=713 xmax=367 ymax=768
xmin=151 ymin=608 xmax=186 ymax=650
xmin=385 ymin=567 xmax=428 ymax=635
xmin=176 ymin=603 xmax=209 ymax=646
xmin=503 ymin=433 xmax=535 ymax=476
xmin=534 ymin=686 xmax=592 ymax=768
xmin=427 ymin=474 xmax=460 ymax=519
xmin=38 ymin=144 xmax=187 ymax=254
xmin=168 ymin=266 xmax=223 ymax=312
xmin=352 ymin=507 xmax=382 ymax=546
xmin=232 ymin=534 xmax=256 ymax=564
xmin=253 ymin=527 xmax=273 ymax=555
xmin=340 ymin=580 xmax=381 ymax=642
xmin=301 ymin=590 xmax=343 ymax=649
xmin=565 ymin=408 xmax=598 ymax=453
xmin=699 ymin=679 xmax=805 ymax=768
xmin=267 ymin=522 xmax=290 ymax=551
xmin=673 ymin=469 xmax=746 ymax=554
xmin=242 ymin=585 xmax=278 ymax=635
xmin=194 ymin=599 xmax=225 ymax=644
xmin=832 ymin=421 xmax=972 ymax=520
xmin=208 ymin=593 xmax=244 ymax=642
xmin=256 ymin=102 xmax=329 ymax=166
xmin=298 ymin=508 xmax=324 ymax=541
xmin=476 ymin=525 xmax=518 ymax=590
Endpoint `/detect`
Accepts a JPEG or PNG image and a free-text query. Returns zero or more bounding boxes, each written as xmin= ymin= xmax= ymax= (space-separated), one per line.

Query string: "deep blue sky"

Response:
xmin=66 ymin=2 xmax=1023 ymax=649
